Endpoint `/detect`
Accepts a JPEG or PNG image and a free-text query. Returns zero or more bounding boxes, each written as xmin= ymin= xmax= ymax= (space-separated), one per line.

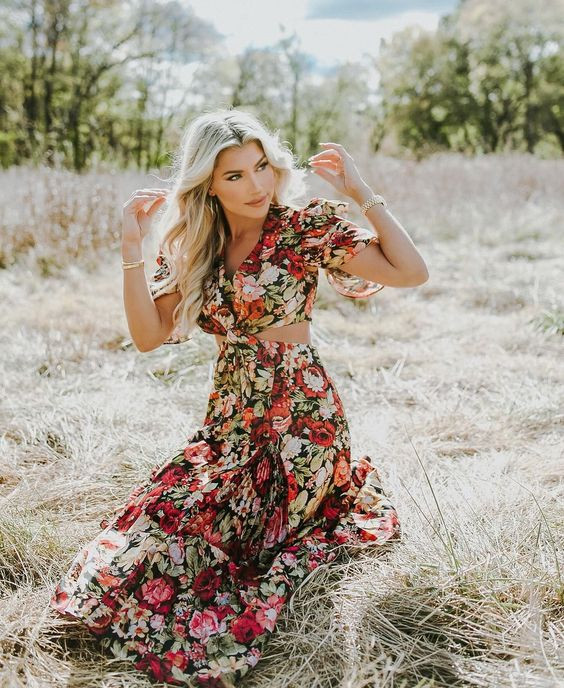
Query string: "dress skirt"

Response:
xmin=50 ymin=335 xmax=401 ymax=687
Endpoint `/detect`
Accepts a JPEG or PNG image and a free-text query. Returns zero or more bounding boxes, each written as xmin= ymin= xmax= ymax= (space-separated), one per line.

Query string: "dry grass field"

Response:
xmin=0 ymin=152 xmax=562 ymax=687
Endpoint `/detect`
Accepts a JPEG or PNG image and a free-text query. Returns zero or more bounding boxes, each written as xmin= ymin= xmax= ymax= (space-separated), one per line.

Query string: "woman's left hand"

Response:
xmin=307 ymin=142 xmax=367 ymax=199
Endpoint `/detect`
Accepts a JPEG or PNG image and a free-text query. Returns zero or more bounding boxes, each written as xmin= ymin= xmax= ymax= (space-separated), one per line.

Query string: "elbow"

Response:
xmin=404 ymin=268 xmax=429 ymax=287
xmin=133 ymin=338 xmax=159 ymax=353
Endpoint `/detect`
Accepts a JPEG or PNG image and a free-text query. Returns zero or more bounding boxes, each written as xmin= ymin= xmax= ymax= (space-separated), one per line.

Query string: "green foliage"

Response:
xmin=0 ymin=0 xmax=561 ymax=170
xmin=376 ymin=1 xmax=563 ymax=157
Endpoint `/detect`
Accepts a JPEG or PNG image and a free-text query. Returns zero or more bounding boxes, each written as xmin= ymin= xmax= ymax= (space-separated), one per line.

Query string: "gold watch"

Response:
xmin=360 ymin=194 xmax=387 ymax=215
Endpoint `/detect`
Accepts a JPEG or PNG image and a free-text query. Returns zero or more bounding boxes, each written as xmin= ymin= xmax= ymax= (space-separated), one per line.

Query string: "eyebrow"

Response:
xmin=221 ymin=155 xmax=267 ymax=176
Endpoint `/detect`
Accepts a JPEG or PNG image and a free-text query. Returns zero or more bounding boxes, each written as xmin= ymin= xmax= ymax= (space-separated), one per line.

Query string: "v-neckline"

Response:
xmin=219 ymin=204 xmax=273 ymax=285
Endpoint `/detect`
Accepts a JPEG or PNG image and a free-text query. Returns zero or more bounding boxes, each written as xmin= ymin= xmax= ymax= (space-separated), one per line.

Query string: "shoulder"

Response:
xmin=275 ymin=196 xmax=349 ymax=231
xmin=296 ymin=196 xmax=351 ymax=229
xmin=281 ymin=198 xmax=350 ymax=248
xmin=149 ymin=245 xmax=179 ymax=296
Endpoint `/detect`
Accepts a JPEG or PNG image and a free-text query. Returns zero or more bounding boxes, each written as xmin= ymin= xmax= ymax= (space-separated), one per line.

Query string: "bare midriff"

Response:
xmin=214 ymin=320 xmax=311 ymax=347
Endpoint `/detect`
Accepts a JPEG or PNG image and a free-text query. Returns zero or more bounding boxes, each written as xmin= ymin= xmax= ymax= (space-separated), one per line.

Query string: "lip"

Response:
xmin=246 ymin=194 xmax=268 ymax=206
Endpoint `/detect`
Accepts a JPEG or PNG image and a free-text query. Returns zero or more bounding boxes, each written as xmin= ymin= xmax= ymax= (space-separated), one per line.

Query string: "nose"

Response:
xmin=247 ymin=171 xmax=265 ymax=191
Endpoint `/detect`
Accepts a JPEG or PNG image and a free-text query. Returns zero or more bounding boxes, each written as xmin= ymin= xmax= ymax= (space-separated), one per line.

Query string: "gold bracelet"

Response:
xmin=360 ymin=194 xmax=387 ymax=215
xmin=122 ymin=259 xmax=145 ymax=270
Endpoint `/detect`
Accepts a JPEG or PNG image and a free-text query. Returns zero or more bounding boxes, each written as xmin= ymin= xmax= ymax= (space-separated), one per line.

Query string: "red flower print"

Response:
xmin=135 ymin=652 xmax=173 ymax=683
xmin=321 ymin=495 xmax=341 ymax=522
xmin=257 ymin=345 xmax=283 ymax=367
xmin=184 ymin=440 xmax=213 ymax=467
xmin=192 ymin=566 xmax=222 ymax=602
xmin=196 ymin=675 xmax=228 ymax=687
xmin=352 ymin=456 xmax=374 ymax=487
xmin=287 ymin=259 xmax=305 ymax=279
xmin=164 ymin=649 xmax=189 ymax=670
xmin=183 ymin=509 xmax=217 ymax=537
xmin=242 ymin=406 xmax=255 ymax=427
xmin=230 ymin=560 xmax=261 ymax=587
xmin=159 ymin=501 xmax=183 ymax=534
xmin=115 ymin=504 xmax=143 ymax=531
xmin=135 ymin=573 xmax=177 ymax=614
xmin=271 ymin=376 xmax=286 ymax=397
xmin=286 ymin=472 xmax=299 ymax=501
xmin=250 ymin=420 xmax=277 ymax=445
xmin=230 ymin=608 xmax=263 ymax=643
xmin=207 ymin=603 xmax=236 ymax=622
xmin=246 ymin=299 xmax=265 ymax=321
xmin=308 ymin=419 xmax=336 ymax=446
xmin=160 ymin=465 xmax=188 ymax=486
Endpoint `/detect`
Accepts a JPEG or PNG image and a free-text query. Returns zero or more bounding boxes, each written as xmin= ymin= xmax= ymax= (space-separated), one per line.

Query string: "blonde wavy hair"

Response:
xmin=149 ymin=107 xmax=308 ymax=341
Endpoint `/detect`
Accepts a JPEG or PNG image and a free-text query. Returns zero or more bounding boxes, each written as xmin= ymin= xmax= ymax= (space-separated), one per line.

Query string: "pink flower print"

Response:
xmin=135 ymin=574 xmax=177 ymax=614
xmin=280 ymin=551 xmax=297 ymax=567
xmin=255 ymin=593 xmax=286 ymax=632
xmin=188 ymin=608 xmax=221 ymax=643
xmin=235 ymin=274 xmax=266 ymax=302
xmin=149 ymin=613 xmax=166 ymax=631
xmin=264 ymin=504 xmax=288 ymax=548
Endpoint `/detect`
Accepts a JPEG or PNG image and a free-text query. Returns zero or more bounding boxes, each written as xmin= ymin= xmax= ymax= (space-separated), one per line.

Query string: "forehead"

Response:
xmin=216 ymin=141 xmax=264 ymax=169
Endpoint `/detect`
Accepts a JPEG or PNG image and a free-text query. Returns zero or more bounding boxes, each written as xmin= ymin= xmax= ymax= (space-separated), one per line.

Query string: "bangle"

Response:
xmin=122 ymin=259 xmax=145 ymax=270
xmin=360 ymin=194 xmax=387 ymax=215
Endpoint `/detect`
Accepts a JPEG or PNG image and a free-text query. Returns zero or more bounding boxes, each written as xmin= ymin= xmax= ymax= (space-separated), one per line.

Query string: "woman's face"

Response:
xmin=210 ymin=141 xmax=275 ymax=216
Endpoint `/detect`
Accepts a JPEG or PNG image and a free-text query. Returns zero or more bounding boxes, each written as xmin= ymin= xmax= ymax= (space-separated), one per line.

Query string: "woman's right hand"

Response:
xmin=122 ymin=188 xmax=169 ymax=244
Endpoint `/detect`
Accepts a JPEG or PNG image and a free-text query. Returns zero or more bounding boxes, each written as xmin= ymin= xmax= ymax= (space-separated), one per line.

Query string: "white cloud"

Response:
xmin=184 ymin=1 xmax=453 ymax=68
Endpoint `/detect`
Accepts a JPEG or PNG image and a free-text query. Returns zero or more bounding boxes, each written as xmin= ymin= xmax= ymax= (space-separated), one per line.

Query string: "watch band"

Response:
xmin=360 ymin=194 xmax=387 ymax=215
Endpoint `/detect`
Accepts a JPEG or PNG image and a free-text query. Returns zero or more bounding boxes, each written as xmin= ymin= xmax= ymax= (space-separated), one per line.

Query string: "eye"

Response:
xmin=228 ymin=160 xmax=269 ymax=181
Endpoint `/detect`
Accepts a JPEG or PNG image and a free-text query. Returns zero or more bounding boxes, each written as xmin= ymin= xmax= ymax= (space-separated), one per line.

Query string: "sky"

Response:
xmin=185 ymin=0 xmax=459 ymax=71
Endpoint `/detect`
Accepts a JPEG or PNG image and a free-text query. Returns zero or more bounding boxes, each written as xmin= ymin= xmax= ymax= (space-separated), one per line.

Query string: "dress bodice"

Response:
xmin=149 ymin=197 xmax=384 ymax=345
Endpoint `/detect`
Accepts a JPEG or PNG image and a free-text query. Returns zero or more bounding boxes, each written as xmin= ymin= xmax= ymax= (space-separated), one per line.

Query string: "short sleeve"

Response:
xmin=148 ymin=247 xmax=179 ymax=298
xmin=147 ymin=247 xmax=190 ymax=345
xmin=298 ymin=197 xmax=385 ymax=299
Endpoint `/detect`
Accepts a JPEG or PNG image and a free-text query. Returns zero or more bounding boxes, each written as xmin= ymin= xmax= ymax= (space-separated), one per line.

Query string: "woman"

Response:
xmin=50 ymin=108 xmax=428 ymax=687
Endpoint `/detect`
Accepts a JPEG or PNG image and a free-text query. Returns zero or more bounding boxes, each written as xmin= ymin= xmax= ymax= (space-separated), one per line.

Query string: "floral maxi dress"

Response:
xmin=50 ymin=197 xmax=402 ymax=687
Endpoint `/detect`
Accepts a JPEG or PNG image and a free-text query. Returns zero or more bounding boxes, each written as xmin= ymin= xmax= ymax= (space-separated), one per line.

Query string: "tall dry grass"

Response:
xmin=0 ymin=152 xmax=562 ymax=687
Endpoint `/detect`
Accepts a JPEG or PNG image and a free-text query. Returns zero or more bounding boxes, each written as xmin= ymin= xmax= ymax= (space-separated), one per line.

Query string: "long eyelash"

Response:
xmin=228 ymin=161 xmax=268 ymax=181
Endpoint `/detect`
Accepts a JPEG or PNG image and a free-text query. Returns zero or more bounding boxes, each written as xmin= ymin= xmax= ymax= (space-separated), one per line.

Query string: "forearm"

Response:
xmin=351 ymin=183 xmax=428 ymax=280
xmin=122 ymin=240 xmax=163 ymax=352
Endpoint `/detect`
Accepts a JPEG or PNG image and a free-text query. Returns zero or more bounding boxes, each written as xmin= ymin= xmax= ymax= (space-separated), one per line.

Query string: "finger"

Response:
xmin=128 ymin=189 xmax=168 ymax=199
xmin=308 ymin=150 xmax=340 ymax=162
xmin=125 ymin=194 xmax=166 ymax=206
xmin=125 ymin=195 xmax=165 ymax=207
xmin=308 ymin=159 xmax=341 ymax=171
xmin=319 ymin=142 xmax=343 ymax=149
xmin=147 ymin=198 xmax=167 ymax=214
xmin=319 ymin=142 xmax=351 ymax=159
xmin=310 ymin=166 xmax=341 ymax=185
